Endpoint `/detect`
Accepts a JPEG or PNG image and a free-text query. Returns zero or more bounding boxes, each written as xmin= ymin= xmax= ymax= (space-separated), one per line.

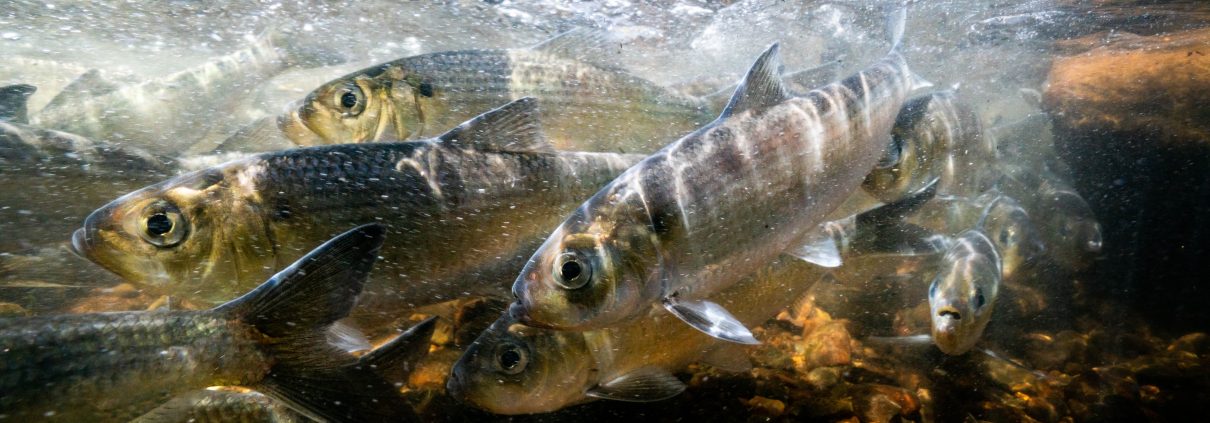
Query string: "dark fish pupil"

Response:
xmin=500 ymin=349 xmax=521 ymax=370
xmin=975 ymin=288 xmax=986 ymax=308
xmin=560 ymin=260 xmax=582 ymax=280
xmin=147 ymin=213 xmax=173 ymax=236
xmin=341 ymin=91 xmax=358 ymax=108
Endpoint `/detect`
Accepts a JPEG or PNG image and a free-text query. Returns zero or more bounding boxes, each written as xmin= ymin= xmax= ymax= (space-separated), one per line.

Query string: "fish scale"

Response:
xmin=1 ymin=312 xmax=268 ymax=421
xmin=649 ymin=55 xmax=911 ymax=297
xmin=281 ymin=36 xmax=713 ymax=152
xmin=75 ymin=99 xmax=645 ymax=338
xmin=510 ymin=43 xmax=929 ymax=342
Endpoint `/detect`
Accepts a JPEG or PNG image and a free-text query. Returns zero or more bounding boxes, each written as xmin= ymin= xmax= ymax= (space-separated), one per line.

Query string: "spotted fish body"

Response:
xmin=510 ymin=43 xmax=930 ymax=340
xmin=0 ymin=310 xmax=271 ymax=421
xmin=74 ymin=99 xmax=643 ymax=333
xmin=280 ymin=35 xmax=712 ymax=153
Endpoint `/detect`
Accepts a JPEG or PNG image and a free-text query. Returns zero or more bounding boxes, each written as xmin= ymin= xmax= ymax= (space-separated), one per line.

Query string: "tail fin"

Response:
xmin=215 ymin=223 xmax=418 ymax=423
xmin=0 ymin=84 xmax=36 ymax=123
xmin=361 ymin=317 xmax=439 ymax=386
xmin=884 ymin=5 xmax=932 ymax=90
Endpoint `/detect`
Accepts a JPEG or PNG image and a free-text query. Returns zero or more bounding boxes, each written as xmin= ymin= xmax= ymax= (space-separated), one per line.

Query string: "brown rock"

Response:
xmin=743 ymin=395 xmax=786 ymax=417
xmin=1045 ymin=28 xmax=1210 ymax=144
xmin=801 ymin=321 xmax=853 ymax=370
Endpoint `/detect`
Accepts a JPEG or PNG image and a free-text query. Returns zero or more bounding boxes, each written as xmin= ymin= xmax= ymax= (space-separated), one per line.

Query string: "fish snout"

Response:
xmin=937 ymin=306 xmax=962 ymax=322
xmin=446 ymin=363 xmax=468 ymax=401
xmin=277 ymin=108 xmax=324 ymax=147
xmin=507 ymin=301 xmax=536 ymax=326
xmin=70 ymin=228 xmax=92 ymax=260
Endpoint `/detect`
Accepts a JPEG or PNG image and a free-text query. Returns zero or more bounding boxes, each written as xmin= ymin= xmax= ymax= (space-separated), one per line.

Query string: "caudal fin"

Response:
xmin=0 ymin=84 xmax=36 ymax=123
xmin=215 ymin=224 xmax=418 ymax=422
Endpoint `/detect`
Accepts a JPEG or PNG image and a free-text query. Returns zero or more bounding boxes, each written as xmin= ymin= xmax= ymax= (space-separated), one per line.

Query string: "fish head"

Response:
xmin=1041 ymin=189 xmax=1103 ymax=269
xmin=980 ymin=196 xmax=1045 ymax=281
xmin=72 ymin=162 xmax=277 ymax=304
xmin=280 ymin=65 xmax=424 ymax=146
xmin=863 ymin=95 xmax=942 ymax=203
xmin=511 ymin=188 xmax=662 ymax=331
xmin=448 ymin=316 xmax=593 ymax=414
xmin=928 ymin=231 xmax=1001 ymax=355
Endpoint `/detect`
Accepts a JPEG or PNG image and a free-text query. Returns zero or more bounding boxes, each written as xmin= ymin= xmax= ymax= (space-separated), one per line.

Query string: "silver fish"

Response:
xmin=928 ymin=229 xmax=1002 ymax=355
xmin=510 ymin=29 xmax=930 ymax=343
xmin=0 ymin=225 xmax=422 ymax=422
xmin=449 ymin=257 xmax=825 ymax=414
xmin=30 ymin=30 xmax=342 ymax=156
xmin=72 ymin=98 xmax=643 ymax=336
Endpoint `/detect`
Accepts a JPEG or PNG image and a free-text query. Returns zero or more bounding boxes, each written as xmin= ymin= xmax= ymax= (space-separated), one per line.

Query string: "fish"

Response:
xmin=72 ymin=98 xmax=644 ymax=335
xmin=130 ymin=389 xmax=307 ymax=423
xmin=927 ymin=229 xmax=1002 ymax=356
xmin=509 ymin=12 xmax=930 ymax=343
xmin=923 ymin=191 xmax=1044 ymax=355
xmin=278 ymin=29 xmax=713 ymax=153
xmin=0 ymin=119 xmax=176 ymax=252
xmin=863 ymin=91 xmax=997 ymax=202
xmin=997 ymin=165 xmax=1102 ymax=270
xmin=0 ymin=224 xmax=423 ymax=422
xmin=30 ymin=29 xmax=343 ymax=156
xmin=132 ymin=317 xmax=437 ymax=423
xmin=448 ymin=257 xmax=826 ymax=415
xmin=909 ymin=189 xmax=1045 ymax=280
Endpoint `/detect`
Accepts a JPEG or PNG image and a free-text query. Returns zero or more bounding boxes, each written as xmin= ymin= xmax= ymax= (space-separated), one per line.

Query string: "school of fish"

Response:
xmin=0 ymin=4 xmax=1107 ymax=421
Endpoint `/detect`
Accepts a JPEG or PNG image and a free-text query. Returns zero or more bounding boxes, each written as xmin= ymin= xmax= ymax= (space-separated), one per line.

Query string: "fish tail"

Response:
xmin=886 ymin=5 xmax=934 ymax=91
xmin=214 ymin=224 xmax=419 ymax=423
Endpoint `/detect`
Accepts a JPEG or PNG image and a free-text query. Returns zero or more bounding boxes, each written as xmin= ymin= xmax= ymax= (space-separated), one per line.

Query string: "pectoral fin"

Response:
xmin=787 ymin=226 xmax=842 ymax=268
xmin=663 ymin=296 xmax=760 ymax=345
xmin=587 ymin=366 xmax=686 ymax=402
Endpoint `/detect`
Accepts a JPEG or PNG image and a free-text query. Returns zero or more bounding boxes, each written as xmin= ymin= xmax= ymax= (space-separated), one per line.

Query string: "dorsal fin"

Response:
xmin=0 ymin=84 xmax=36 ymax=123
xmin=530 ymin=28 xmax=611 ymax=65
xmin=438 ymin=97 xmax=555 ymax=153
xmin=720 ymin=44 xmax=789 ymax=119
xmin=44 ymin=70 xmax=118 ymax=112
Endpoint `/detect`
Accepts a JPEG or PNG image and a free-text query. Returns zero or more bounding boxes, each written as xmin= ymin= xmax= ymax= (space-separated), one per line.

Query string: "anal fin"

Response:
xmin=787 ymin=225 xmax=842 ymax=268
xmin=587 ymin=366 xmax=686 ymax=402
xmin=663 ymin=296 xmax=760 ymax=345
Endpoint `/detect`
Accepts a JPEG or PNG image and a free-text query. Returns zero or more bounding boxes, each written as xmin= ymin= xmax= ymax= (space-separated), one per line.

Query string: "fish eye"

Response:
xmin=974 ymin=287 xmax=986 ymax=309
xmin=138 ymin=200 xmax=188 ymax=248
xmin=999 ymin=228 xmax=1010 ymax=245
xmin=418 ymin=82 xmax=435 ymax=97
xmin=333 ymin=84 xmax=366 ymax=117
xmin=553 ymin=251 xmax=592 ymax=290
xmin=493 ymin=342 xmax=529 ymax=375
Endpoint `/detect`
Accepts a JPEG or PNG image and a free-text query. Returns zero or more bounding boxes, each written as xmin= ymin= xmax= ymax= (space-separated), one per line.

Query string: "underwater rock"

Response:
xmin=1044 ymin=27 xmax=1210 ymax=334
xmin=800 ymin=321 xmax=853 ymax=370
xmin=1045 ymin=28 xmax=1210 ymax=142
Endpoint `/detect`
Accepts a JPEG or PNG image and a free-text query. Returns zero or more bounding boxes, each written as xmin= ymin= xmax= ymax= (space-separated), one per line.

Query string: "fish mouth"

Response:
xmin=507 ymin=302 xmax=537 ymax=326
xmin=70 ymin=228 xmax=93 ymax=261
xmin=937 ymin=306 xmax=962 ymax=321
xmin=277 ymin=108 xmax=324 ymax=146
